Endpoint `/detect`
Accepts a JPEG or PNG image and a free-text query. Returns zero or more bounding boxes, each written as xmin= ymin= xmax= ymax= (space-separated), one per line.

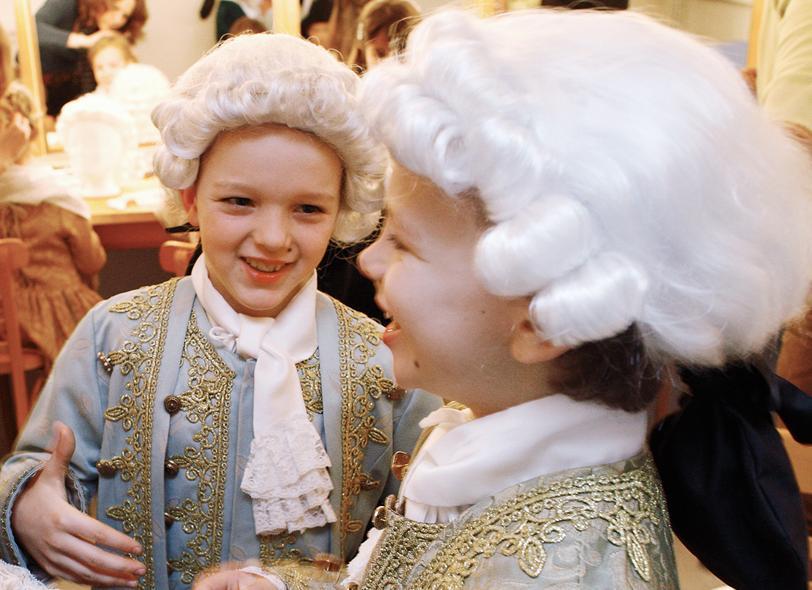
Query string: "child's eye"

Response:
xmin=386 ymin=233 xmax=406 ymax=251
xmin=223 ymin=196 xmax=253 ymax=207
xmin=297 ymin=204 xmax=325 ymax=214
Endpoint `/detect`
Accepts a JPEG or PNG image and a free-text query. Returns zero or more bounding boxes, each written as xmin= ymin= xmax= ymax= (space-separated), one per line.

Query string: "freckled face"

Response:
xmin=359 ymin=163 xmax=520 ymax=403
xmin=183 ymin=125 xmax=343 ymax=317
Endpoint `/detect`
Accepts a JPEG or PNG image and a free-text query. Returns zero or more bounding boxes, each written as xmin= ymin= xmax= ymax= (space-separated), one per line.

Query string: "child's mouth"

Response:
xmin=382 ymin=320 xmax=401 ymax=345
xmin=243 ymin=257 xmax=286 ymax=273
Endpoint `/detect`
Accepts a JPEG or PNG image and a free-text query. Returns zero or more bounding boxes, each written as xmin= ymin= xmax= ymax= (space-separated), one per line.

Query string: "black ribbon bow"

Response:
xmin=649 ymin=362 xmax=811 ymax=590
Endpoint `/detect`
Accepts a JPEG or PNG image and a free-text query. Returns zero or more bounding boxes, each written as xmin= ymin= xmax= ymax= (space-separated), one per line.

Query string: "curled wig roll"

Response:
xmin=152 ymin=33 xmax=386 ymax=243
xmin=361 ymin=9 xmax=812 ymax=366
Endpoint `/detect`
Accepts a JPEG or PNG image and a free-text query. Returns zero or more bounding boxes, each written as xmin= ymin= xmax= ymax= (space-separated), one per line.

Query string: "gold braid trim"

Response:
xmin=363 ymin=458 xmax=664 ymax=589
xmin=334 ymin=299 xmax=394 ymax=550
xmin=167 ymin=310 xmax=236 ymax=584
xmin=103 ymin=279 xmax=180 ymax=590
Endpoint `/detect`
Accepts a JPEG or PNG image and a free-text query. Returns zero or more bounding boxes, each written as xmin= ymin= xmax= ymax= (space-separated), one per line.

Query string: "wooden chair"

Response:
xmin=0 ymin=238 xmax=46 ymax=430
xmin=158 ymin=240 xmax=196 ymax=277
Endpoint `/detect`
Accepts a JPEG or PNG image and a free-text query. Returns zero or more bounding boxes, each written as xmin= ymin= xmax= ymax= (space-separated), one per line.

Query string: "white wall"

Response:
xmin=630 ymin=0 xmax=752 ymax=42
xmin=134 ymin=0 xmax=216 ymax=83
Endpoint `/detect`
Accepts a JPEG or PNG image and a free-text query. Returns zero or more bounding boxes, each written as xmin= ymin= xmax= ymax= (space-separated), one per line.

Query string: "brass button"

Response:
xmin=97 ymin=352 xmax=113 ymax=374
xmin=385 ymin=387 xmax=406 ymax=401
xmin=164 ymin=512 xmax=175 ymax=527
xmin=163 ymin=395 xmax=182 ymax=415
xmin=359 ymin=474 xmax=380 ymax=491
xmin=372 ymin=505 xmax=388 ymax=530
xmin=391 ymin=451 xmax=411 ymax=481
xmin=164 ymin=459 xmax=180 ymax=477
xmin=96 ymin=459 xmax=117 ymax=477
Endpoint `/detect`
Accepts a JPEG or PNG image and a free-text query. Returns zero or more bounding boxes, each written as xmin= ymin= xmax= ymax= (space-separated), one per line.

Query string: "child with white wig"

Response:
xmin=198 ymin=7 xmax=812 ymax=590
xmin=0 ymin=32 xmax=438 ymax=590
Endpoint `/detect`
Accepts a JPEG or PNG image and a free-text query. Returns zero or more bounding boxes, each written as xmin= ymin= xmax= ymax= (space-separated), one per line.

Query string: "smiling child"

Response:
xmin=0 ymin=32 xmax=438 ymax=590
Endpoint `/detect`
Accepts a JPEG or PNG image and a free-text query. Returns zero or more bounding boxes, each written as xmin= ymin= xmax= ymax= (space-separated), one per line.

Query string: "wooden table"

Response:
xmin=85 ymin=179 xmax=168 ymax=250
xmin=32 ymin=150 xmax=170 ymax=250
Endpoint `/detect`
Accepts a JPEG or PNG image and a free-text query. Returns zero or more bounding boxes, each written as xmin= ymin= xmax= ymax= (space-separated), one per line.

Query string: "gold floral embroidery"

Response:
xmin=334 ymin=299 xmax=394 ymax=548
xmin=103 ymin=279 xmax=179 ymax=590
xmin=361 ymin=516 xmax=446 ymax=589
xmin=259 ymin=532 xmax=303 ymax=566
xmin=363 ymin=459 xmax=665 ymax=589
xmin=167 ymin=310 xmax=236 ymax=585
xmin=297 ymin=349 xmax=323 ymax=418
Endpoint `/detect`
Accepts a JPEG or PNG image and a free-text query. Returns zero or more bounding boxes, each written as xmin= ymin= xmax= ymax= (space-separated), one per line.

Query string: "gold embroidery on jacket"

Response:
xmin=259 ymin=532 xmax=303 ymax=566
xmin=298 ymin=349 xmax=323 ymax=418
xmin=104 ymin=279 xmax=179 ymax=590
xmin=361 ymin=516 xmax=446 ymax=589
xmin=167 ymin=310 xmax=236 ymax=584
xmin=334 ymin=300 xmax=394 ymax=548
xmin=364 ymin=460 xmax=663 ymax=589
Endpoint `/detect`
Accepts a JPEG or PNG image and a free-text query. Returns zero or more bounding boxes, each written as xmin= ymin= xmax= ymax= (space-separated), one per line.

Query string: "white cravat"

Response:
xmin=191 ymin=256 xmax=336 ymax=535
xmin=403 ymin=394 xmax=648 ymax=517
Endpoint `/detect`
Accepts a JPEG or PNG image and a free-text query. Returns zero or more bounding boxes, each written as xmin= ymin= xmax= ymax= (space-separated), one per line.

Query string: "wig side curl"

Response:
xmin=152 ymin=33 xmax=386 ymax=243
xmin=361 ymin=9 xmax=812 ymax=367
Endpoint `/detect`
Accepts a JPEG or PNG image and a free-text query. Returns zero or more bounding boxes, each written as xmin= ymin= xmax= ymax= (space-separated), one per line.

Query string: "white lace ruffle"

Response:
xmin=241 ymin=416 xmax=337 ymax=535
xmin=0 ymin=563 xmax=53 ymax=590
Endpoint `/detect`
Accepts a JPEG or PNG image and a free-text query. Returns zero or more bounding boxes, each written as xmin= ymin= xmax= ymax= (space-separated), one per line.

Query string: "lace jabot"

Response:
xmin=191 ymin=256 xmax=336 ymax=535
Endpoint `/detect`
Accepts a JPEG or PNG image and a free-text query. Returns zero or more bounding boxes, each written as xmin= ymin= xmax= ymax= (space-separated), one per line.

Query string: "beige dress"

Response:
xmin=0 ymin=201 xmax=105 ymax=366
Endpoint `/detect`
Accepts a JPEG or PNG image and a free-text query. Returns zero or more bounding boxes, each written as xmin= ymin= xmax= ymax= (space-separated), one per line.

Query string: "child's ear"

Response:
xmin=510 ymin=317 xmax=570 ymax=365
xmin=180 ymin=186 xmax=199 ymax=226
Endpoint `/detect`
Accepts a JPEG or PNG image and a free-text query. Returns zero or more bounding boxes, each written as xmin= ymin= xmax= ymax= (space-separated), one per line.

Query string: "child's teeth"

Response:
xmin=247 ymin=259 xmax=282 ymax=272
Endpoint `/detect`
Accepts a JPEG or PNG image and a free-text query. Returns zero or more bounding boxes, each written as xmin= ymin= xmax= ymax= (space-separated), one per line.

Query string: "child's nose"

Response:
xmin=358 ymin=239 xmax=383 ymax=281
xmin=254 ymin=212 xmax=293 ymax=253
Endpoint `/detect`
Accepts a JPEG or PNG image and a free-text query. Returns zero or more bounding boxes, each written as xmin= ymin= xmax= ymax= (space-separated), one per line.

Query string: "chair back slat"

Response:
xmin=0 ymin=238 xmax=34 ymax=428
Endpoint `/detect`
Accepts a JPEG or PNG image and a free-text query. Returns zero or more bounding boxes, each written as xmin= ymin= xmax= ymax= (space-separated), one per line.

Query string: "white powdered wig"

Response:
xmin=152 ymin=33 xmax=386 ymax=242
xmin=361 ymin=9 xmax=812 ymax=366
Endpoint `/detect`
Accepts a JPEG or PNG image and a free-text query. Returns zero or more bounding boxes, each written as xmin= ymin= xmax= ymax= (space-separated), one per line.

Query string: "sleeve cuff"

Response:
xmin=240 ymin=565 xmax=287 ymax=589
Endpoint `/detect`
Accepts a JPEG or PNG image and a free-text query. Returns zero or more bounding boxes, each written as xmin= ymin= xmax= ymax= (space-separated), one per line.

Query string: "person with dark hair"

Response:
xmin=35 ymin=0 xmax=148 ymax=115
xmin=347 ymin=0 xmax=419 ymax=69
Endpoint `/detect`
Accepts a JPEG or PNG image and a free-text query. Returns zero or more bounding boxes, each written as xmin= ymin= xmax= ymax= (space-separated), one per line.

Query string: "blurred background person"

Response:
xmin=35 ymin=0 xmax=147 ymax=116
xmin=228 ymin=15 xmax=269 ymax=35
xmin=0 ymin=29 xmax=106 ymax=371
xmin=347 ymin=0 xmax=419 ymax=69
xmin=87 ymin=30 xmax=137 ymax=95
xmin=754 ymin=0 xmax=812 ymax=397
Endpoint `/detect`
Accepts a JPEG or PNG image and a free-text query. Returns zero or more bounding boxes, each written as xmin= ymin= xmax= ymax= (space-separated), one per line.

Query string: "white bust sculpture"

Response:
xmin=109 ymin=63 xmax=171 ymax=145
xmin=56 ymin=93 xmax=137 ymax=197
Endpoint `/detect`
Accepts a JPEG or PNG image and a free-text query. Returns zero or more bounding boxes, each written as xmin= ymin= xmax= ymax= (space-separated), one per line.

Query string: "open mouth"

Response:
xmin=382 ymin=320 xmax=401 ymax=345
xmin=242 ymin=257 xmax=287 ymax=274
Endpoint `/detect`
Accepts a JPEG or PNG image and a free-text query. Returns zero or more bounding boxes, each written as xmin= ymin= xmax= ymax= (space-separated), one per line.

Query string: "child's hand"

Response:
xmin=11 ymin=422 xmax=146 ymax=588
xmin=0 ymin=113 xmax=31 ymax=173
xmin=194 ymin=568 xmax=281 ymax=590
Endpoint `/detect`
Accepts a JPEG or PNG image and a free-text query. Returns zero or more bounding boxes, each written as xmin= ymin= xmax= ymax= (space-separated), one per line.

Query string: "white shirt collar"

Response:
xmin=403 ymin=394 xmax=648 ymax=520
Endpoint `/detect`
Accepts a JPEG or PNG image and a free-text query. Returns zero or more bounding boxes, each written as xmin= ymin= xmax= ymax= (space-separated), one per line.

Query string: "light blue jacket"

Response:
xmin=0 ymin=277 xmax=440 ymax=589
